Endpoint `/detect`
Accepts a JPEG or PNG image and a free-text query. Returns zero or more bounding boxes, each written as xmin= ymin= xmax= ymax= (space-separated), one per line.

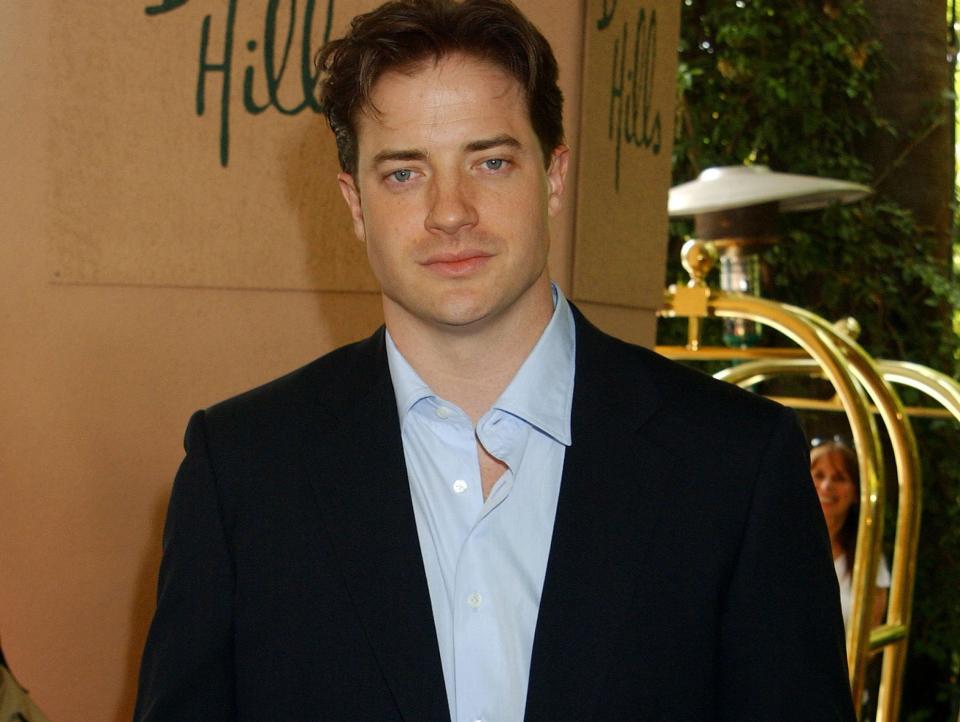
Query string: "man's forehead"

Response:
xmin=366 ymin=54 xmax=524 ymax=119
xmin=354 ymin=53 xmax=533 ymax=156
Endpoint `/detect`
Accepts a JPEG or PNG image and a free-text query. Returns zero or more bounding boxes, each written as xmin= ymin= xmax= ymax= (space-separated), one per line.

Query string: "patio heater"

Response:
xmin=668 ymin=165 xmax=871 ymax=347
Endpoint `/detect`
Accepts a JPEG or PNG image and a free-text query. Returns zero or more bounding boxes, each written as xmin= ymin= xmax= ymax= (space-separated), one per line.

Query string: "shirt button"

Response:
xmin=467 ymin=592 xmax=482 ymax=609
xmin=452 ymin=479 xmax=468 ymax=494
xmin=435 ymin=406 xmax=451 ymax=419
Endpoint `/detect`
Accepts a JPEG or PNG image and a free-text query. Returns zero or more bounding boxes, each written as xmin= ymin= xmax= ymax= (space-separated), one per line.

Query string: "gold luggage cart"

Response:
xmin=657 ymin=239 xmax=960 ymax=721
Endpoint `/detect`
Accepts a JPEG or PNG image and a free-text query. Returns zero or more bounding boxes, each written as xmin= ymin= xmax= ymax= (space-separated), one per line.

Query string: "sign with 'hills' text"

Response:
xmin=50 ymin=0 xmax=376 ymax=292
xmin=573 ymin=0 xmax=679 ymax=311
xmin=145 ymin=0 xmax=334 ymax=167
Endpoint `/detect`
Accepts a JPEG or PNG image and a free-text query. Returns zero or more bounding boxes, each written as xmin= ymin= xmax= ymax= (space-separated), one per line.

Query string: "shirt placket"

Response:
xmin=453 ymin=409 xmax=526 ymax=722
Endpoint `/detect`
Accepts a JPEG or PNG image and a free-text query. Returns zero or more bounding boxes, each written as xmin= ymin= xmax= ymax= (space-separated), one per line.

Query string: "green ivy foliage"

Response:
xmin=668 ymin=1 xmax=959 ymax=718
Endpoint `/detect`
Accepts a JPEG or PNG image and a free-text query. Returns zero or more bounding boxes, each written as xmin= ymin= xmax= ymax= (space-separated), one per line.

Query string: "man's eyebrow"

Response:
xmin=370 ymin=135 xmax=522 ymax=166
xmin=464 ymin=134 xmax=522 ymax=153
xmin=372 ymin=148 xmax=428 ymax=165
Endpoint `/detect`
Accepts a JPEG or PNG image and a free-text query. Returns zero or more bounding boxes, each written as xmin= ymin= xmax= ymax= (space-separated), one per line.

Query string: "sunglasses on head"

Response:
xmin=810 ymin=434 xmax=853 ymax=449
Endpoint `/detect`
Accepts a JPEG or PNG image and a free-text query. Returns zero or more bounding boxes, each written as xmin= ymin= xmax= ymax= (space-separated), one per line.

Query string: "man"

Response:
xmin=135 ymin=1 xmax=855 ymax=720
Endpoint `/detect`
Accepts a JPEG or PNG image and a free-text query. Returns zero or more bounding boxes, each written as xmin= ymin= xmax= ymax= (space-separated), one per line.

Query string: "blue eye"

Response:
xmin=390 ymin=169 xmax=413 ymax=182
xmin=484 ymin=159 xmax=505 ymax=171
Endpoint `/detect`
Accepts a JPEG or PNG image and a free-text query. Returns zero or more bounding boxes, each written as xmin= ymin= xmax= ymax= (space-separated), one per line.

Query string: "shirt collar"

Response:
xmin=491 ymin=286 xmax=574 ymax=445
xmin=385 ymin=283 xmax=576 ymax=446
xmin=385 ymin=331 xmax=434 ymax=424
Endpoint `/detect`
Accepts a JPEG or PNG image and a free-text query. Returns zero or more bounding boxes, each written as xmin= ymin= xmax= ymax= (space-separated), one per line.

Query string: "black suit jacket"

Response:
xmin=135 ymin=309 xmax=855 ymax=721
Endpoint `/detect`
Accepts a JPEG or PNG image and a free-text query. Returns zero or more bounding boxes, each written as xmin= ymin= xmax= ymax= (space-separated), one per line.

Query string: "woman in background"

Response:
xmin=810 ymin=439 xmax=890 ymax=632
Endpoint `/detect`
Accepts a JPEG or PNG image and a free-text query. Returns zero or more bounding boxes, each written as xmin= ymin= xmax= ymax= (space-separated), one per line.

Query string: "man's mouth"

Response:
xmin=420 ymin=251 xmax=494 ymax=277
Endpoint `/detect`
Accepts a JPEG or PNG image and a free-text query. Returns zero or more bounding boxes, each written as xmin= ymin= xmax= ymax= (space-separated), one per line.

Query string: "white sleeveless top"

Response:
xmin=834 ymin=553 xmax=891 ymax=632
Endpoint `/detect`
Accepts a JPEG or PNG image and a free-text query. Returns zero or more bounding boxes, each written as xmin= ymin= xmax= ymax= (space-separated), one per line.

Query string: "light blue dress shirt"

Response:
xmin=385 ymin=286 xmax=576 ymax=722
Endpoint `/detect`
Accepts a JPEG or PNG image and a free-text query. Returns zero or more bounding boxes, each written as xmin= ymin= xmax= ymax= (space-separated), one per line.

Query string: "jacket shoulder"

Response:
xmin=574 ymin=309 xmax=789 ymax=429
xmin=202 ymin=328 xmax=387 ymax=432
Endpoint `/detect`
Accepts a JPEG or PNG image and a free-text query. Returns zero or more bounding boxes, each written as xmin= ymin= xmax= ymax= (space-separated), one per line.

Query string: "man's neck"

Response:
xmin=384 ymin=283 xmax=555 ymax=424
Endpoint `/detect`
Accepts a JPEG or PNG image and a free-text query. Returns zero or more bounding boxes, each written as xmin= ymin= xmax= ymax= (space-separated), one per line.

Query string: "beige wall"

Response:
xmin=0 ymin=2 xmax=670 ymax=719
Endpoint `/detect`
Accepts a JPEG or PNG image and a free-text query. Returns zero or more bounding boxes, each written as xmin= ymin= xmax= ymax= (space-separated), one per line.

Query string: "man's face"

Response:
xmin=338 ymin=53 xmax=568 ymax=333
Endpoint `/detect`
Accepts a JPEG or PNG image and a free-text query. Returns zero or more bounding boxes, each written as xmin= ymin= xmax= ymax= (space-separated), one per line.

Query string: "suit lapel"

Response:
xmin=300 ymin=330 xmax=450 ymax=722
xmin=525 ymin=312 xmax=666 ymax=721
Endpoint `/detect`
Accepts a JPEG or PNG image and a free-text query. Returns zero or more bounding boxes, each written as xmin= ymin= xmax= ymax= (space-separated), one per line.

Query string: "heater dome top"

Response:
xmin=668 ymin=165 xmax=872 ymax=217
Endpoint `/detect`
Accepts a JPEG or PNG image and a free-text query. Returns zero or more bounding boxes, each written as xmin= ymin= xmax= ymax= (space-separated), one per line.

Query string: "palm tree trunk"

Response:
xmin=864 ymin=0 xmax=953 ymax=270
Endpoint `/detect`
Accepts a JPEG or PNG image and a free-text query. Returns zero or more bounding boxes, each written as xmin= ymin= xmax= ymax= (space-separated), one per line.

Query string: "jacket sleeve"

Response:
xmin=134 ymin=411 xmax=237 ymax=721
xmin=718 ymin=407 xmax=856 ymax=721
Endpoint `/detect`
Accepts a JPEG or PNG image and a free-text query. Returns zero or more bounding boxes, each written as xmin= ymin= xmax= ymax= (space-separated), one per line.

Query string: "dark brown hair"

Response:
xmin=315 ymin=0 xmax=564 ymax=175
xmin=810 ymin=440 xmax=860 ymax=573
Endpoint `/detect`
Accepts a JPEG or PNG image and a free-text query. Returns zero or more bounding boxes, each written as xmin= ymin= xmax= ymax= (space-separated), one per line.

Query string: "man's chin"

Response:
xmin=430 ymin=306 xmax=495 ymax=331
xmin=383 ymin=278 xmax=550 ymax=335
xmin=418 ymin=289 xmax=496 ymax=327
xmin=382 ymin=292 xmax=487 ymax=330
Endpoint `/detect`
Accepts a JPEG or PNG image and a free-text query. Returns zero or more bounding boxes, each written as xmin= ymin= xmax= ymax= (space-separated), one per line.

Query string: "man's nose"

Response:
xmin=425 ymin=173 xmax=478 ymax=236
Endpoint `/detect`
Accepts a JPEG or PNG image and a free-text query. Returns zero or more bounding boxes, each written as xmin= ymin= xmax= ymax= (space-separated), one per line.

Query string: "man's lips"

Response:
xmin=420 ymin=251 xmax=493 ymax=277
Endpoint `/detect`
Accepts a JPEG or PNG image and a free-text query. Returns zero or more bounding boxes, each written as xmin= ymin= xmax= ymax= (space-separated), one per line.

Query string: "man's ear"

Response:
xmin=546 ymin=145 xmax=570 ymax=217
xmin=337 ymin=172 xmax=366 ymax=242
